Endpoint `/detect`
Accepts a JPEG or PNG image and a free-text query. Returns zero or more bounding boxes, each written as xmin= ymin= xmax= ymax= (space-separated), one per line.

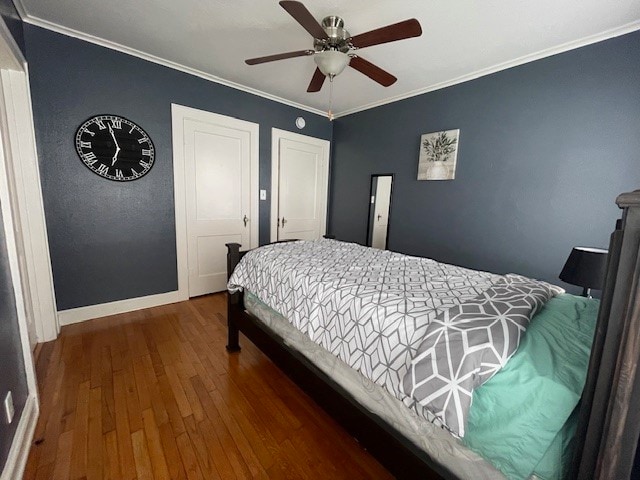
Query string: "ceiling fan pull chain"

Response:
xmin=328 ymin=76 xmax=334 ymax=121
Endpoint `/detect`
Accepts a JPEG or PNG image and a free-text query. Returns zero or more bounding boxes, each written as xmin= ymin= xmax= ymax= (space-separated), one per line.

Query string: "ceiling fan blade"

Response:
xmin=279 ymin=1 xmax=328 ymax=39
xmin=307 ymin=68 xmax=326 ymax=92
xmin=245 ymin=50 xmax=313 ymax=65
xmin=349 ymin=56 xmax=397 ymax=87
xmin=350 ymin=19 xmax=422 ymax=49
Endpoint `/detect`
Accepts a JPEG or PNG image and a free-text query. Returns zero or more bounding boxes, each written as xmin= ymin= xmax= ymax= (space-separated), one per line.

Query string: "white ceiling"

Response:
xmin=15 ymin=0 xmax=640 ymax=117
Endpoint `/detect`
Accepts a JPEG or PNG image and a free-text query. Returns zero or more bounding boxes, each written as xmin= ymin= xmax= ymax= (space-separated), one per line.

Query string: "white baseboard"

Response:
xmin=57 ymin=289 xmax=188 ymax=326
xmin=1 ymin=394 xmax=38 ymax=480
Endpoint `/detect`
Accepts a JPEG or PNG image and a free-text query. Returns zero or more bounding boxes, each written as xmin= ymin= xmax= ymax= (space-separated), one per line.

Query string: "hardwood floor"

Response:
xmin=24 ymin=293 xmax=393 ymax=479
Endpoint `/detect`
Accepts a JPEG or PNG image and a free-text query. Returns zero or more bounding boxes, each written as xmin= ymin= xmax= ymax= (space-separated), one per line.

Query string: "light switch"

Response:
xmin=260 ymin=190 xmax=267 ymax=200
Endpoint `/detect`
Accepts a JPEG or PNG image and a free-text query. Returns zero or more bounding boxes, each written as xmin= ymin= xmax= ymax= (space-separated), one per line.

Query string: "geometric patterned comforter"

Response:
xmin=227 ymin=239 xmax=503 ymax=428
xmin=403 ymin=274 xmax=564 ymax=437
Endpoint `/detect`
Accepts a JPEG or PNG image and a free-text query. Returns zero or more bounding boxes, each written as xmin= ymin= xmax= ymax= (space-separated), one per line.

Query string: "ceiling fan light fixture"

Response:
xmin=314 ymin=50 xmax=350 ymax=77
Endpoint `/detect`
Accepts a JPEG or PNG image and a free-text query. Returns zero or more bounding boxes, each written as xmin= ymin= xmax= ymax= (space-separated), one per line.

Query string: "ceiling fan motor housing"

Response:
xmin=314 ymin=16 xmax=351 ymax=53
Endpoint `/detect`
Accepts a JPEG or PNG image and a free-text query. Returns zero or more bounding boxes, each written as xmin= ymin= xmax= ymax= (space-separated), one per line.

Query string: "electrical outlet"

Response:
xmin=260 ymin=189 xmax=267 ymax=201
xmin=4 ymin=391 xmax=14 ymax=424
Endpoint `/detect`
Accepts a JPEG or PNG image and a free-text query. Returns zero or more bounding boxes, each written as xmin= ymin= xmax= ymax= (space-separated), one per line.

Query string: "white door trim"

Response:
xmin=270 ymin=128 xmax=330 ymax=243
xmin=0 ymin=15 xmax=40 ymax=480
xmin=0 ymin=68 xmax=59 ymax=343
xmin=0 ymin=395 xmax=37 ymax=480
xmin=0 ymin=80 xmax=39 ymax=398
xmin=0 ymin=16 xmax=23 ymax=70
xmin=0 ymin=19 xmax=58 ymax=345
xmin=172 ymin=104 xmax=259 ymax=297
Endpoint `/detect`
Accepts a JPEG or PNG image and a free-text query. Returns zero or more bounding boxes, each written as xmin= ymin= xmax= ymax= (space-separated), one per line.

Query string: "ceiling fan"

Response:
xmin=245 ymin=1 xmax=423 ymax=93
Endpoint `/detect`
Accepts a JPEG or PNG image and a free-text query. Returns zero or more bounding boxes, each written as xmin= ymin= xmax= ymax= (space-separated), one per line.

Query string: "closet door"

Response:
xmin=183 ymin=113 xmax=258 ymax=296
xmin=271 ymin=129 xmax=329 ymax=242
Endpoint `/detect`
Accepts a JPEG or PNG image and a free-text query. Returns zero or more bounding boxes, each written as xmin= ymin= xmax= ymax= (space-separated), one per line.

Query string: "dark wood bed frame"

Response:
xmin=225 ymin=190 xmax=640 ymax=480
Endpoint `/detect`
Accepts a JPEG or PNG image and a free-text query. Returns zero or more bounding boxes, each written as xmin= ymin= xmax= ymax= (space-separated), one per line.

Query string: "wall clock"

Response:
xmin=75 ymin=114 xmax=155 ymax=181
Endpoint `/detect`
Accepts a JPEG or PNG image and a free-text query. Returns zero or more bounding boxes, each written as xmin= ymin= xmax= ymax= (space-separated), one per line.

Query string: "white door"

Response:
xmin=271 ymin=129 xmax=330 ymax=242
xmin=371 ymin=176 xmax=392 ymax=249
xmin=0 ymin=120 xmax=37 ymax=350
xmin=180 ymin=110 xmax=258 ymax=297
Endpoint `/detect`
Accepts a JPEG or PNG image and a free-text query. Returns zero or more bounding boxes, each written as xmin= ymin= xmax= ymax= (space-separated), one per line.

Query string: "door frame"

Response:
xmin=172 ymin=104 xmax=259 ymax=298
xmin=270 ymin=128 xmax=330 ymax=243
xmin=0 ymin=16 xmax=44 ymax=480
xmin=0 ymin=68 xmax=58 ymax=345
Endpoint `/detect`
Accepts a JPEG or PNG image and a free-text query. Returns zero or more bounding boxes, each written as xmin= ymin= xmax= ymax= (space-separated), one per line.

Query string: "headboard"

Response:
xmin=572 ymin=189 xmax=640 ymax=479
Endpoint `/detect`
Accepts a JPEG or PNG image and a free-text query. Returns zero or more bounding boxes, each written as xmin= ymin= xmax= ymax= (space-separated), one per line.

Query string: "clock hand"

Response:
xmin=109 ymin=124 xmax=121 ymax=166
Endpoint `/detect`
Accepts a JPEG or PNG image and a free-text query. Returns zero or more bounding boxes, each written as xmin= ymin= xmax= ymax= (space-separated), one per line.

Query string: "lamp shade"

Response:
xmin=314 ymin=50 xmax=350 ymax=77
xmin=559 ymin=247 xmax=608 ymax=290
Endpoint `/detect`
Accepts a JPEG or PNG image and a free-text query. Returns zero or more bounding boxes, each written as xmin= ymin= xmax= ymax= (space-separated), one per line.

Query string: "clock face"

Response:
xmin=75 ymin=115 xmax=155 ymax=181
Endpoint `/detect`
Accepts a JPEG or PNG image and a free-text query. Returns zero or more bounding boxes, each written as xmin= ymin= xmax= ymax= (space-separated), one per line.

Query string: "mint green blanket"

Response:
xmin=463 ymin=294 xmax=598 ymax=480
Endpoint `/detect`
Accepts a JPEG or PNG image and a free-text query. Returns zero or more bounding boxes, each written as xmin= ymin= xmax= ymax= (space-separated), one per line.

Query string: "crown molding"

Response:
xmin=333 ymin=20 xmax=640 ymax=118
xmin=20 ymin=14 xmax=328 ymax=118
xmin=11 ymin=0 xmax=28 ymax=20
xmin=14 ymin=5 xmax=640 ymax=120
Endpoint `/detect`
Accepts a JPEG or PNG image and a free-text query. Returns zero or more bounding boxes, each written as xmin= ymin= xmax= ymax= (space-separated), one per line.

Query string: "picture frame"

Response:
xmin=417 ymin=129 xmax=460 ymax=180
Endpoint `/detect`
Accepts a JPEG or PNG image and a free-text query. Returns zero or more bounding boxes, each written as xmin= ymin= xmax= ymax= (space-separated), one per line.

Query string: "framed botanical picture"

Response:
xmin=417 ymin=129 xmax=460 ymax=180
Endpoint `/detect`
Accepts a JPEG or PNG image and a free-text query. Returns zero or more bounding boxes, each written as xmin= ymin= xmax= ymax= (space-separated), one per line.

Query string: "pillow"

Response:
xmin=402 ymin=274 xmax=563 ymax=437
xmin=464 ymin=294 xmax=598 ymax=479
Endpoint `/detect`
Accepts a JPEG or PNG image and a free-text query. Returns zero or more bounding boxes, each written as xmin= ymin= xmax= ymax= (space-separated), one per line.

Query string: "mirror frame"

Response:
xmin=366 ymin=173 xmax=395 ymax=249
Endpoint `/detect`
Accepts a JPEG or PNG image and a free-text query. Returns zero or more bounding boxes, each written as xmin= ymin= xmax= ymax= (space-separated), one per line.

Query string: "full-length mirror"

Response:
xmin=367 ymin=174 xmax=394 ymax=249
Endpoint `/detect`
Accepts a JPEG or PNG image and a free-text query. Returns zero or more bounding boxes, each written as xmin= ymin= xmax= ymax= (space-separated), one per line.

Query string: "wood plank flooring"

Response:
xmin=24 ymin=293 xmax=393 ymax=479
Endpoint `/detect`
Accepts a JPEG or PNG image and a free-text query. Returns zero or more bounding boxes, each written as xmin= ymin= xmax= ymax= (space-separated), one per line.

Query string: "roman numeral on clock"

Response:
xmin=83 ymin=152 xmax=97 ymax=165
xmin=96 ymin=164 xmax=109 ymax=175
xmin=111 ymin=118 xmax=122 ymax=129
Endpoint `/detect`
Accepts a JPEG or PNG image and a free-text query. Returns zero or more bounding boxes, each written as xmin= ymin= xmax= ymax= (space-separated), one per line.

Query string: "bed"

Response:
xmin=224 ymin=189 xmax=640 ymax=480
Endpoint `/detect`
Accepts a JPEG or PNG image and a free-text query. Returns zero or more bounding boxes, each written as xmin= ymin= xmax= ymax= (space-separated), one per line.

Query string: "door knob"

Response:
xmin=282 ymin=217 xmax=287 ymax=226
xmin=243 ymin=215 xmax=248 ymax=227
xmin=377 ymin=214 xmax=382 ymax=221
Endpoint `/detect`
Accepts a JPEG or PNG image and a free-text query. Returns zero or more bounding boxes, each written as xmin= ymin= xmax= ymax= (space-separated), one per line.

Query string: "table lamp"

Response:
xmin=559 ymin=247 xmax=608 ymax=298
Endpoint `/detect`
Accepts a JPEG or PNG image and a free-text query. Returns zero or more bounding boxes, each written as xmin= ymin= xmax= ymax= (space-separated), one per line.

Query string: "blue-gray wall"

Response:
xmin=330 ymin=31 xmax=640 ymax=291
xmin=24 ymin=25 xmax=332 ymax=311
xmin=0 ymin=205 xmax=28 ymax=473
